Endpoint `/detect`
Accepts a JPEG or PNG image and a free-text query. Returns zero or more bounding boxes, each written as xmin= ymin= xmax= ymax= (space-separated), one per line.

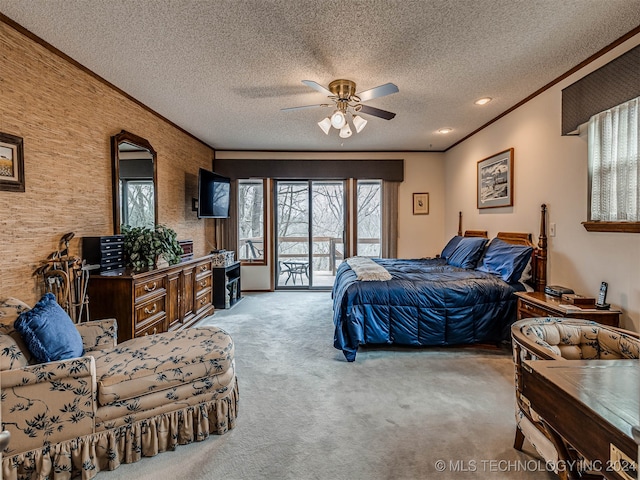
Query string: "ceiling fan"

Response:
xmin=282 ymin=79 xmax=399 ymax=138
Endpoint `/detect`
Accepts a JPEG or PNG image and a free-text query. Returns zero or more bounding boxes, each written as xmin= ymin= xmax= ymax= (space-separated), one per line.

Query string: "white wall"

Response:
xmin=445 ymin=33 xmax=640 ymax=330
xmin=215 ymin=151 xmax=446 ymax=290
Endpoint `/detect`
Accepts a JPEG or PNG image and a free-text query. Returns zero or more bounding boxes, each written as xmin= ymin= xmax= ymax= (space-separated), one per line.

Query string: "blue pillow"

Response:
xmin=14 ymin=293 xmax=84 ymax=363
xmin=477 ymin=238 xmax=533 ymax=283
xmin=440 ymin=236 xmax=463 ymax=259
xmin=446 ymin=237 xmax=488 ymax=269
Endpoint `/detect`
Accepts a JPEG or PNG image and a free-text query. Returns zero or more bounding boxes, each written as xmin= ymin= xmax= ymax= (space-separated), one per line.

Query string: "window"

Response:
xmin=356 ymin=180 xmax=382 ymax=257
xmin=585 ymin=96 xmax=640 ymax=233
xmin=237 ymin=179 xmax=266 ymax=263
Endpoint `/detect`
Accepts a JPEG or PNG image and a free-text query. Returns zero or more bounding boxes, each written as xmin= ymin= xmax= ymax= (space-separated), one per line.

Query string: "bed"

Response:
xmin=332 ymin=205 xmax=548 ymax=361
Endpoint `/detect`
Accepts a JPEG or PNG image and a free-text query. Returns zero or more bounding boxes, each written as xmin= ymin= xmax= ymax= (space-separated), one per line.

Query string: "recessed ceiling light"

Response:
xmin=438 ymin=128 xmax=453 ymax=134
xmin=475 ymin=97 xmax=492 ymax=105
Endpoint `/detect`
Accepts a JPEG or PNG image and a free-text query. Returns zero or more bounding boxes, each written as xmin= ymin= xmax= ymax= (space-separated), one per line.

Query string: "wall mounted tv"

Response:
xmin=197 ymin=168 xmax=231 ymax=218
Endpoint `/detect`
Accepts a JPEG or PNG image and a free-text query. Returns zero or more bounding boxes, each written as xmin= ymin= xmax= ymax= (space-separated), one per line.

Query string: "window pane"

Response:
xmin=357 ymin=180 xmax=382 ymax=257
xmin=122 ymin=180 xmax=154 ymax=228
xmin=238 ymin=180 xmax=265 ymax=261
xmin=588 ymin=95 xmax=639 ymax=222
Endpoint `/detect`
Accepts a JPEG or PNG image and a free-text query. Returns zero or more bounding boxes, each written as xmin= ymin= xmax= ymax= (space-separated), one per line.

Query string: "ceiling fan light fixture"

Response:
xmin=330 ymin=110 xmax=346 ymax=129
xmin=352 ymin=115 xmax=368 ymax=133
xmin=339 ymin=124 xmax=352 ymax=138
xmin=318 ymin=117 xmax=331 ymax=135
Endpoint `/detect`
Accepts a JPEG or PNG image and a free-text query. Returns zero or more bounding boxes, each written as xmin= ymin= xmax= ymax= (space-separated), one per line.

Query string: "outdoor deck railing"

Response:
xmin=239 ymin=236 xmax=381 ymax=274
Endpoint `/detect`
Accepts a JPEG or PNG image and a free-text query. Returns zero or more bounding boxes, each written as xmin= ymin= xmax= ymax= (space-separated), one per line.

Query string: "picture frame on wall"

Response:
xmin=413 ymin=192 xmax=429 ymax=215
xmin=0 ymin=132 xmax=25 ymax=192
xmin=477 ymin=148 xmax=513 ymax=209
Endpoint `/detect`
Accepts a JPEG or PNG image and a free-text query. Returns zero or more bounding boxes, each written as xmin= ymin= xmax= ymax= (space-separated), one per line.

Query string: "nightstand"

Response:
xmin=515 ymin=291 xmax=621 ymax=327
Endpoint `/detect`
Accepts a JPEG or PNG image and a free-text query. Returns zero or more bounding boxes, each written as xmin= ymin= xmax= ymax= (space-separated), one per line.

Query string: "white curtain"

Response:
xmin=588 ymin=96 xmax=639 ymax=221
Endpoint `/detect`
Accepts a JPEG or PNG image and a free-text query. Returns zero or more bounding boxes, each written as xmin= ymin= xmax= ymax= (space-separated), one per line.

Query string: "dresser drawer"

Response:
xmin=135 ymin=296 xmax=166 ymax=329
xmin=134 ymin=276 xmax=166 ymax=301
xmin=518 ymin=299 xmax=556 ymax=319
xmin=195 ymin=274 xmax=212 ymax=294
xmin=195 ymin=259 xmax=212 ymax=276
xmin=195 ymin=290 xmax=212 ymax=315
xmin=135 ymin=316 xmax=166 ymax=337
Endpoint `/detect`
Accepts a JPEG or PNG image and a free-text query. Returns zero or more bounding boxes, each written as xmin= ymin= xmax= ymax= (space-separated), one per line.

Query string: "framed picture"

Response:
xmin=0 ymin=132 xmax=25 ymax=192
xmin=477 ymin=148 xmax=513 ymax=209
xmin=413 ymin=192 xmax=429 ymax=215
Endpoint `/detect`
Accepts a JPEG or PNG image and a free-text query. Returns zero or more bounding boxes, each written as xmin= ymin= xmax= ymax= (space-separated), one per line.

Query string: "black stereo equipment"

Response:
xmin=544 ymin=285 xmax=575 ymax=297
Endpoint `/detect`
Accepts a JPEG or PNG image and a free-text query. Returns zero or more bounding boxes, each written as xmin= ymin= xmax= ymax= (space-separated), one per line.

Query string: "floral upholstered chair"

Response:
xmin=511 ymin=317 xmax=639 ymax=479
xmin=1 ymin=296 xmax=238 ymax=480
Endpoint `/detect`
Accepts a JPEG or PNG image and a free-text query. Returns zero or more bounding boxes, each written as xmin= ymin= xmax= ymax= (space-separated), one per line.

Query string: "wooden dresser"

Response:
xmin=87 ymin=255 xmax=214 ymax=342
xmin=515 ymin=291 xmax=621 ymax=327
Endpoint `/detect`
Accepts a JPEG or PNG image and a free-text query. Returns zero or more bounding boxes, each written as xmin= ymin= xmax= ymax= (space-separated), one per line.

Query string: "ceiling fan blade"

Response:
xmin=357 ymin=83 xmax=399 ymax=102
xmin=281 ymin=104 xmax=330 ymax=112
xmin=358 ymin=104 xmax=396 ymax=120
xmin=302 ymin=80 xmax=333 ymax=97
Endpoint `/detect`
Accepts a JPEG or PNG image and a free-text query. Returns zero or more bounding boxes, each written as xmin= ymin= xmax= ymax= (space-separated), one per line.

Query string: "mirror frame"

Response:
xmin=111 ymin=130 xmax=158 ymax=234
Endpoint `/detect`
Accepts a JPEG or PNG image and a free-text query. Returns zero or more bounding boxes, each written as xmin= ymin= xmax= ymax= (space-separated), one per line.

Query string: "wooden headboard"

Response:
xmin=457 ymin=212 xmax=488 ymax=238
xmin=456 ymin=205 xmax=548 ymax=292
xmin=495 ymin=204 xmax=548 ymax=292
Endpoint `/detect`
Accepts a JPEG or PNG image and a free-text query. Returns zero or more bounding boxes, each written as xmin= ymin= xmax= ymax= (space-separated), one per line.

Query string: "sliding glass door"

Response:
xmin=275 ymin=180 xmax=345 ymax=289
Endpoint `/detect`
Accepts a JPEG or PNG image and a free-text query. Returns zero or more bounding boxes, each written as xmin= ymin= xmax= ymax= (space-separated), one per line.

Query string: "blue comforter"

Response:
xmin=332 ymin=258 xmax=524 ymax=361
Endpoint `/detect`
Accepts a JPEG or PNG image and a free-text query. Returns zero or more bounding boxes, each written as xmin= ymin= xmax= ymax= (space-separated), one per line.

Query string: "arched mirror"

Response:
xmin=111 ymin=130 xmax=158 ymax=233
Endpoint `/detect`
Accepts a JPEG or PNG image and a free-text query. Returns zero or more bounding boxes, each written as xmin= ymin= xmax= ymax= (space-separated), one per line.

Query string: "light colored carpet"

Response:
xmin=99 ymin=291 xmax=555 ymax=480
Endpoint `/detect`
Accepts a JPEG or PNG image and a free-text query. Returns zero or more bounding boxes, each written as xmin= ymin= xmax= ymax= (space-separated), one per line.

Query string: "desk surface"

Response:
xmin=523 ymin=360 xmax=639 ymax=480
xmin=525 ymin=360 xmax=639 ymax=439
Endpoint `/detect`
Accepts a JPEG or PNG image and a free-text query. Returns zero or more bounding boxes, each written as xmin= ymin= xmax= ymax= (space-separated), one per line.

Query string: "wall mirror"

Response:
xmin=111 ymin=130 xmax=158 ymax=233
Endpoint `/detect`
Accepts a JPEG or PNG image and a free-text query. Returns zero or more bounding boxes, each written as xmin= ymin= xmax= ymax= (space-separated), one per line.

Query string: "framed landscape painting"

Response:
xmin=477 ymin=148 xmax=513 ymax=209
xmin=0 ymin=133 xmax=25 ymax=192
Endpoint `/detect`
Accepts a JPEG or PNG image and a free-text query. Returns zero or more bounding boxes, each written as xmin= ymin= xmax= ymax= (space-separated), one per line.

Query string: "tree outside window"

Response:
xmin=238 ymin=180 xmax=265 ymax=262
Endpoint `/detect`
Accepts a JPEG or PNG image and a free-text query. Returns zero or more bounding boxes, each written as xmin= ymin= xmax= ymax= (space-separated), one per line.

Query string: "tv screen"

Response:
xmin=197 ymin=168 xmax=231 ymax=218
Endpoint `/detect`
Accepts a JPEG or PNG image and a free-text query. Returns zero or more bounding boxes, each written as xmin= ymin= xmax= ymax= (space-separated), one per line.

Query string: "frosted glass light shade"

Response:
xmin=352 ymin=115 xmax=367 ymax=133
xmin=339 ymin=124 xmax=352 ymax=138
xmin=317 ymin=117 xmax=331 ymax=135
xmin=330 ymin=110 xmax=346 ymax=129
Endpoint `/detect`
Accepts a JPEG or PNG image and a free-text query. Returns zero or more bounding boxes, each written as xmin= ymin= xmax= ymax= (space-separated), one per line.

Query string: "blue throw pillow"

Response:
xmin=14 ymin=293 xmax=84 ymax=363
xmin=440 ymin=235 xmax=463 ymax=259
xmin=446 ymin=237 xmax=488 ymax=269
xmin=477 ymin=238 xmax=533 ymax=283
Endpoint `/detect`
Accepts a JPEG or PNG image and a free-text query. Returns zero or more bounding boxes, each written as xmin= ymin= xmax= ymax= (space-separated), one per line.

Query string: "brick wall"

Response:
xmin=0 ymin=21 xmax=215 ymax=305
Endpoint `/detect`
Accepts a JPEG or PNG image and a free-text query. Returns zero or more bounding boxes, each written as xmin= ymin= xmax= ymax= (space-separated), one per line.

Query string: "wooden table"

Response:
xmin=515 ymin=291 xmax=621 ymax=327
xmin=521 ymin=360 xmax=639 ymax=480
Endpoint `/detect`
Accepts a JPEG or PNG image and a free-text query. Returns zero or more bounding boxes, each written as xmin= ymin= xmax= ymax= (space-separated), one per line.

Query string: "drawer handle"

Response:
xmin=200 ymin=297 xmax=207 ymax=305
xmin=200 ymin=280 xmax=207 ymax=288
xmin=144 ymin=282 xmax=157 ymax=292
xmin=524 ymin=304 xmax=534 ymax=311
xmin=144 ymin=327 xmax=158 ymax=336
xmin=200 ymin=265 xmax=208 ymax=272
xmin=144 ymin=304 xmax=158 ymax=315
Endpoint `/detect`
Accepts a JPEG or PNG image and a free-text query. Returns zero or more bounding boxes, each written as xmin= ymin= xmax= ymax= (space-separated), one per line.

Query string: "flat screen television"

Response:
xmin=197 ymin=168 xmax=231 ymax=218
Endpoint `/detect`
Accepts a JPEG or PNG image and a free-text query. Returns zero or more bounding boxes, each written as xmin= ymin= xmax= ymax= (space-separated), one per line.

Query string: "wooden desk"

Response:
xmin=515 ymin=291 xmax=621 ymax=327
xmin=521 ymin=360 xmax=639 ymax=480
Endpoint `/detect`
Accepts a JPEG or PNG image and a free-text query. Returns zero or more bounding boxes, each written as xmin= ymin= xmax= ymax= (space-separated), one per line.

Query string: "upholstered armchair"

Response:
xmin=1 ymin=296 xmax=238 ymax=480
xmin=511 ymin=317 xmax=640 ymax=479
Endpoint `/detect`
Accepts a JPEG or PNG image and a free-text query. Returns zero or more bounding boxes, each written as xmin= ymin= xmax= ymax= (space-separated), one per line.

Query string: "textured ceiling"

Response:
xmin=1 ymin=0 xmax=639 ymax=151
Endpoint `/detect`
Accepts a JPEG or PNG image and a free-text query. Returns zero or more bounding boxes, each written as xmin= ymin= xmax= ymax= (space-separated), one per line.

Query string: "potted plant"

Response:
xmin=122 ymin=224 xmax=183 ymax=272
